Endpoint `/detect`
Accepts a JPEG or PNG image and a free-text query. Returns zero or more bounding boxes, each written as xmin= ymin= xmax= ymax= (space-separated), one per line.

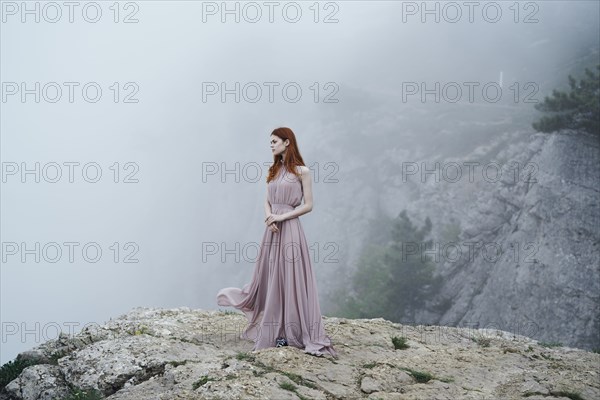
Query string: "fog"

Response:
xmin=1 ymin=1 xmax=599 ymax=364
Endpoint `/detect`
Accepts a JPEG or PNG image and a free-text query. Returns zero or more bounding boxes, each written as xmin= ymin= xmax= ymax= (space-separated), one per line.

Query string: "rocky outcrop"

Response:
xmin=315 ymin=95 xmax=599 ymax=352
xmin=411 ymin=129 xmax=600 ymax=351
xmin=1 ymin=307 xmax=599 ymax=399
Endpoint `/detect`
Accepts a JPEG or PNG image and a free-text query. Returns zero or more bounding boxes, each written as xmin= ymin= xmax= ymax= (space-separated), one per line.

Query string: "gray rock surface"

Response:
xmin=425 ymin=130 xmax=600 ymax=351
xmin=1 ymin=306 xmax=598 ymax=399
xmin=313 ymin=97 xmax=599 ymax=352
xmin=328 ymin=125 xmax=600 ymax=351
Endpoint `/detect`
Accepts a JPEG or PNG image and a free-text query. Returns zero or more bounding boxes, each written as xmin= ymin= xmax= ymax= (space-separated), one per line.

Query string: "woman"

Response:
xmin=216 ymin=127 xmax=338 ymax=358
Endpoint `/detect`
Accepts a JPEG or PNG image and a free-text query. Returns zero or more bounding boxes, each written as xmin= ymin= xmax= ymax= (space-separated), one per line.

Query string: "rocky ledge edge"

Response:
xmin=1 ymin=306 xmax=598 ymax=400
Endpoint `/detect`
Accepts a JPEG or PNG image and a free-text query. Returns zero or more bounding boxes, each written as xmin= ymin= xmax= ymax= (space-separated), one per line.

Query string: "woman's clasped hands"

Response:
xmin=265 ymin=213 xmax=285 ymax=233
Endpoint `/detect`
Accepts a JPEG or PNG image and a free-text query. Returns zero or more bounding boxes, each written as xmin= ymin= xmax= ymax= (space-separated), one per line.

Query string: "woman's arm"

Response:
xmin=280 ymin=166 xmax=313 ymax=221
xmin=264 ymin=182 xmax=279 ymax=232
xmin=264 ymin=183 xmax=272 ymax=219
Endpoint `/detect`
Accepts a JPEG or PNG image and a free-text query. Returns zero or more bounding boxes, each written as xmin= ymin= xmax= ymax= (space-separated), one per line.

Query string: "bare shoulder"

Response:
xmin=296 ymin=165 xmax=310 ymax=177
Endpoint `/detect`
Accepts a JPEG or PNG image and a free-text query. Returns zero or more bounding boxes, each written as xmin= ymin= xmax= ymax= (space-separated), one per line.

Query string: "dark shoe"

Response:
xmin=275 ymin=337 xmax=288 ymax=347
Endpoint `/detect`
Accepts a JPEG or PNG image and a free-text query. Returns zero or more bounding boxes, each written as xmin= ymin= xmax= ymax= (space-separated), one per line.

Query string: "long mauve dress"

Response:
xmin=216 ymin=166 xmax=338 ymax=357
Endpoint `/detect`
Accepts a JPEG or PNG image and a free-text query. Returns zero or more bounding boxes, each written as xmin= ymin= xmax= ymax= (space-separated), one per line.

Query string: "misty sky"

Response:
xmin=1 ymin=1 xmax=599 ymax=364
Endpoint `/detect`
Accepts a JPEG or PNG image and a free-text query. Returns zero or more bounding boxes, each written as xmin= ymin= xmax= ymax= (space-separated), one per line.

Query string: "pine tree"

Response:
xmin=333 ymin=210 xmax=439 ymax=323
xmin=532 ymin=64 xmax=599 ymax=135
xmin=384 ymin=211 xmax=437 ymax=322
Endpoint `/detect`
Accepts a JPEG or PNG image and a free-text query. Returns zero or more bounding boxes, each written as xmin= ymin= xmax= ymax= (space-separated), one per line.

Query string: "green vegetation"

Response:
xmin=132 ymin=325 xmax=149 ymax=335
xmin=334 ymin=210 xmax=441 ymax=323
xmin=524 ymin=390 xmax=584 ymax=400
xmin=0 ymin=357 xmax=38 ymax=389
xmin=279 ymin=371 xmax=317 ymax=389
xmin=251 ymin=360 xmax=276 ymax=377
xmin=235 ymin=352 xmax=256 ymax=362
xmin=1 ymin=351 xmax=75 ymax=391
xmin=362 ymin=362 xmax=452 ymax=384
xmin=391 ymin=336 xmax=410 ymax=350
xmin=248 ymin=359 xmax=318 ymax=397
xmin=166 ymin=360 xmax=188 ymax=367
xmin=192 ymin=375 xmax=216 ymax=390
xmin=532 ymin=64 xmax=599 ymax=135
xmin=279 ymin=381 xmax=296 ymax=391
xmin=49 ymin=350 xmax=69 ymax=365
xmin=400 ymin=367 xmax=434 ymax=383
xmin=278 ymin=380 xmax=311 ymax=400
xmin=218 ymin=309 xmax=241 ymax=315
xmin=62 ymin=387 xmax=104 ymax=400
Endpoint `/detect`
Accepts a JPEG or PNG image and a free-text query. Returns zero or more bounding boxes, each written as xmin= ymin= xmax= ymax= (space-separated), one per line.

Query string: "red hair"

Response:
xmin=267 ymin=127 xmax=306 ymax=183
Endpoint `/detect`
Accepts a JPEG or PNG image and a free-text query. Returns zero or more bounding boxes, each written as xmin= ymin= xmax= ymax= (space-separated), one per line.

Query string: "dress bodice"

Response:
xmin=268 ymin=167 xmax=303 ymax=215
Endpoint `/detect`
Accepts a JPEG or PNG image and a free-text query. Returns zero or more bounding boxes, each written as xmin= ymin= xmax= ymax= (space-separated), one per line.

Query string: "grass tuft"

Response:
xmin=219 ymin=309 xmax=240 ymax=315
xmin=63 ymin=387 xmax=104 ymax=400
xmin=278 ymin=381 xmax=311 ymax=400
xmin=281 ymin=371 xmax=317 ymax=389
xmin=391 ymin=336 xmax=409 ymax=350
xmin=235 ymin=352 xmax=256 ymax=362
xmin=279 ymin=381 xmax=296 ymax=391
xmin=192 ymin=375 xmax=216 ymax=390
xmin=400 ymin=367 xmax=434 ymax=383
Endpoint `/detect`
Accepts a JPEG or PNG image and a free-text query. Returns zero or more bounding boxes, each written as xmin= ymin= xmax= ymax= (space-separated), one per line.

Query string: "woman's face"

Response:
xmin=270 ymin=135 xmax=288 ymax=157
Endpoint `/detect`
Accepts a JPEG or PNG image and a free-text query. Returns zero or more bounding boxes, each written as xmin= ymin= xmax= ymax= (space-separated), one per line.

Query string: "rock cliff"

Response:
xmin=414 ymin=129 xmax=600 ymax=351
xmin=1 ymin=307 xmax=598 ymax=400
xmin=316 ymin=115 xmax=599 ymax=351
